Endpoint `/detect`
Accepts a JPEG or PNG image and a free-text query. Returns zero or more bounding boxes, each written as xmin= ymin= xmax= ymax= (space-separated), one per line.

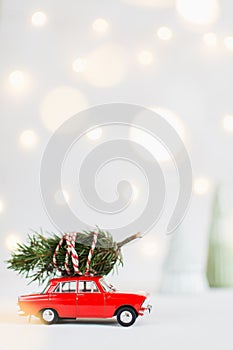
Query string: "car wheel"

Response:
xmin=40 ymin=308 xmax=58 ymax=325
xmin=116 ymin=307 xmax=137 ymax=327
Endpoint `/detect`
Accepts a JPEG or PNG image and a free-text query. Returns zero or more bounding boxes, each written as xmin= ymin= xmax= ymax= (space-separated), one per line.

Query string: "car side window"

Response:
xmin=78 ymin=281 xmax=99 ymax=293
xmin=53 ymin=281 xmax=76 ymax=293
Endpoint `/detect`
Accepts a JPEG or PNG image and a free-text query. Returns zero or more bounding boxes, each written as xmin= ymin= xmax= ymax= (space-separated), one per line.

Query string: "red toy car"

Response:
xmin=18 ymin=276 xmax=151 ymax=327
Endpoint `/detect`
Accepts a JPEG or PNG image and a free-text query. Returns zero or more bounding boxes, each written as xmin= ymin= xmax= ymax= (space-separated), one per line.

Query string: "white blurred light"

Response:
xmin=40 ymin=86 xmax=88 ymax=131
xmin=83 ymin=45 xmax=128 ymax=87
xmin=130 ymin=107 xmax=188 ymax=164
xmin=203 ymin=32 xmax=217 ymax=46
xmin=87 ymin=127 xmax=102 ymax=140
xmin=157 ymin=26 xmax=173 ymax=40
xmin=31 ymin=11 xmax=47 ymax=27
xmin=193 ymin=177 xmax=211 ymax=195
xmin=129 ymin=128 xmax=169 ymax=164
xmin=176 ymin=0 xmax=219 ymax=25
xmin=138 ymin=50 xmax=154 ymax=65
xmin=224 ymin=36 xmax=233 ymax=50
xmin=0 ymin=200 xmax=4 ymax=213
xmin=121 ymin=0 xmax=174 ymax=8
xmin=141 ymin=240 xmax=159 ymax=257
xmin=222 ymin=114 xmax=233 ymax=133
xmin=152 ymin=106 xmax=187 ymax=142
xmin=92 ymin=18 xmax=109 ymax=33
xmin=5 ymin=234 xmax=21 ymax=251
xmin=19 ymin=130 xmax=38 ymax=149
xmin=132 ymin=185 xmax=139 ymax=200
xmin=8 ymin=70 xmax=27 ymax=89
xmin=54 ymin=190 xmax=70 ymax=205
xmin=72 ymin=57 xmax=87 ymax=73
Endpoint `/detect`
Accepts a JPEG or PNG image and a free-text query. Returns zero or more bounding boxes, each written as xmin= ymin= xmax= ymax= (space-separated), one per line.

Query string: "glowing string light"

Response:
xmin=19 ymin=130 xmax=38 ymax=149
xmin=157 ymin=26 xmax=173 ymax=40
xmin=31 ymin=11 xmax=47 ymax=27
xmin=92 ymin=18 xmax=109 ymax=33
xmin=5 ymin=234 xmax=21 ymax=251
xmin=8 ymin=70 xmax=27 ymax=90
xmin=138 ymin=50 xmax=154 ymax=65
xmin=176 ymin=0 xmax=219 ymax=26
xmin=72 ymin=57 xmax=87 ymax=73
xmin=222 ymin=114 xmax=233 ymax=133
xmin=193 ymin=177 xmax=211 ymax=195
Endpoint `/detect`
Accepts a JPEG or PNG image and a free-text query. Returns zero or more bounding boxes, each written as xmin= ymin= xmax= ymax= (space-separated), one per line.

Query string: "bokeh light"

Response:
xmin=8 ymin=70 xmax=27 ymax=90
xmin=40 ymin=86 xmax=88 ymax=131
xmin=193 ymin=177 xmax=211 ymax=195
xmin=222 ymin=114 xmax=233 ymax=133
xmin=141 ymin=241 xmax=158 ymax=257
xmin=224 ymin=36 xmax=233 ymax=51
xmin=152 ymin=106 xmax=187 ymax=143
xmin=203 ymin=32 xmax=217 ymax=47
xmin=130 ymin=106 xmax=188 ymax=164
xmin=19 ymin=130 xmax=39 ymax=149
xmin=129 ymin=126 xmax=163 ymax=162
xmin=157 ymin=26 xmax=173 ymax=40
xmin=86 ymin=127 xmax=102 ymax=140
xmin=92 ymin=18 xmax=109 ymax=33
xmin=72 ymin=57 xmax=87 ymax=73
xmin=83 ymin=45 xmax=128 ymax=87
xmin=138 ymin=50 xmax=154 ymax=65
xmin=176 ymin=0 xmax=219 ymax=26
xmin=5 ymin=234 xmax=21 ymax=252
xmin=31 ymin=11 xmax=47 ymax=27
xmin=140 ymin=237 xmax=165 ymax=260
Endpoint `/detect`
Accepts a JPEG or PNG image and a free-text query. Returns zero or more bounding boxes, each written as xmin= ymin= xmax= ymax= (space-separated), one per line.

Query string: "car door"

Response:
xmin=49 ymin=281 xmax=77 ymax=318
xmin=76 ymin=280 xmax=105 ymax=318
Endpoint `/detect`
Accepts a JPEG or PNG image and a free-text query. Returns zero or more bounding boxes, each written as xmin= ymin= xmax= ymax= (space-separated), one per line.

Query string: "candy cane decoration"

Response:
xmin=85 ymin=230 xmax=98 ymax=276
xmin=53 ymin=231 xmax=98 ymax=276
xmin=53 ymin=232 xmax=82 ymax=275
xmin=64 ymin=233 xmax=81 ymax=275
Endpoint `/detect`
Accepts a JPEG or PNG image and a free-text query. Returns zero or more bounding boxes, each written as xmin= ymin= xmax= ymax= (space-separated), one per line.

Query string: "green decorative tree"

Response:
xmin=7 ymin=228 xmax=142 ymax=285
xmin=206 ymin=186 xmax=233 ymax=287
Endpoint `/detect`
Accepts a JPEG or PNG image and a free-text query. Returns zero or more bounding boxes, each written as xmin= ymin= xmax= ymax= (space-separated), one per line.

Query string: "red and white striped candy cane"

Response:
xmin=64 ymin=233 xmax=79 ymax=275
xmin=53 ymin=232 xmax=82 ymax=275
xmin=85 ymin=231 xmax=98 ymax=276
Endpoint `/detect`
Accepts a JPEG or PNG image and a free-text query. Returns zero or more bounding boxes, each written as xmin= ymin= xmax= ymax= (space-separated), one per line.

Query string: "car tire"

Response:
xmin=40 ymin=308 xmax=58 ymax=325
xmin=116 ymin=307 xmax=137 ymax=327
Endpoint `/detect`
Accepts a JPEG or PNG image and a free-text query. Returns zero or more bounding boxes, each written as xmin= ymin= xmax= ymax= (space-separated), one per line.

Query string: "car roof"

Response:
xmin=50 ymin=275 xmax=103 ymax=283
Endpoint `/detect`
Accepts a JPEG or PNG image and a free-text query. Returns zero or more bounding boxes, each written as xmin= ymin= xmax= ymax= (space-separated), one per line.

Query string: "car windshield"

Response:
xmin=100 ymin=278 xmax=117 ymax=292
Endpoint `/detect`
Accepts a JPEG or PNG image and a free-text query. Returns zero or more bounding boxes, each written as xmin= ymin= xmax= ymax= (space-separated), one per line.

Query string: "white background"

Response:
xmin=0 ymin=1 xmax=233 ymax=348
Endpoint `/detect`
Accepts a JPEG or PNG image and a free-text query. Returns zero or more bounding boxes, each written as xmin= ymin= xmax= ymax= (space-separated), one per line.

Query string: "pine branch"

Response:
xmin=6 ymin=228 xmax=143 ymax=285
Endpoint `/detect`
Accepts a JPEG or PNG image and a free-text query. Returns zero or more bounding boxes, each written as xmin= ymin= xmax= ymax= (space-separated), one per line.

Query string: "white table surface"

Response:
xmin=0 ymin=289 xmax=233 ymax=350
